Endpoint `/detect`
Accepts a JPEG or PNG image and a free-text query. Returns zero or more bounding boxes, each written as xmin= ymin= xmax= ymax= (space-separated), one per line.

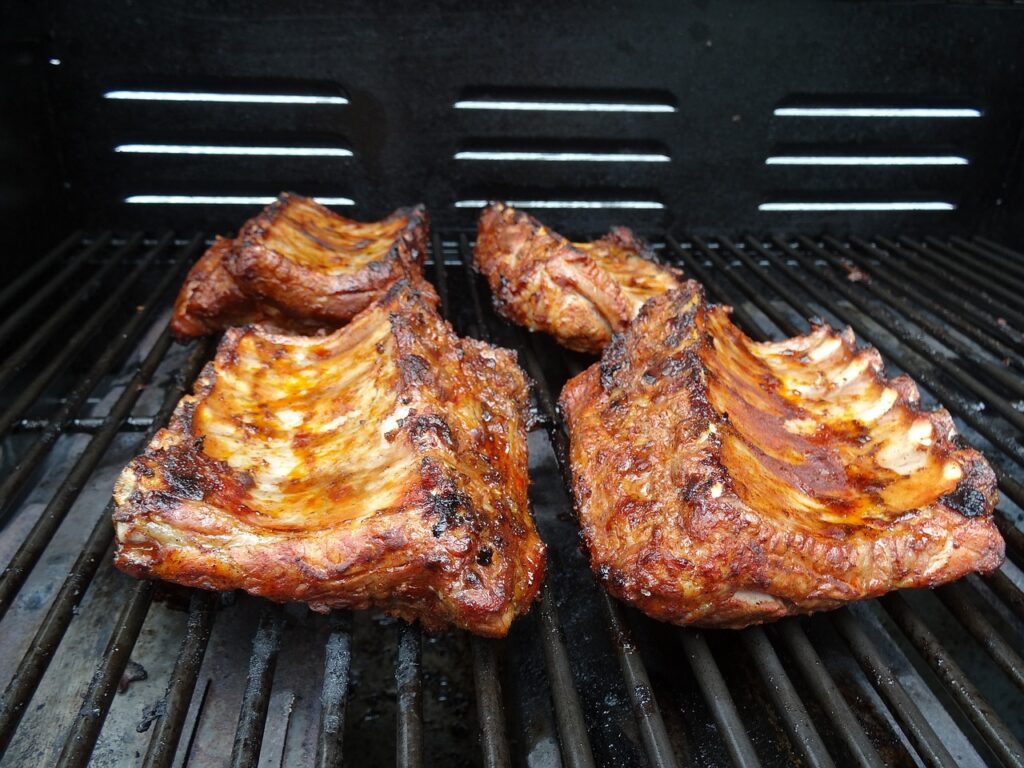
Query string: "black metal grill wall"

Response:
xmin=4 ymin=0 xmax=1024 ymax=258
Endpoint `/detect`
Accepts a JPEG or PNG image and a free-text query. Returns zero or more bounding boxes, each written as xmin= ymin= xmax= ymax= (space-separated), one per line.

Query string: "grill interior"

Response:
xmin=0 ymin=228 xmax=1022 ymax=767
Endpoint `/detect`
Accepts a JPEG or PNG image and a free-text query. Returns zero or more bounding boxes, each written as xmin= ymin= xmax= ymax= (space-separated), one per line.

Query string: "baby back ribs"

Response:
xmin=171 ymin=193 xmax=431 ymax=338
xmin=116 ymin=281 xmax=545 ymax=636
xmin=560 ymin=282 xmax=1004 ymax=628
xmin=474 ymin=202 xmax=684 ymax=354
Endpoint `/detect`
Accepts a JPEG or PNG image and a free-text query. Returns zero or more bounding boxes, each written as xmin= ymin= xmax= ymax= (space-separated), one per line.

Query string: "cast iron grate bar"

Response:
xmin=0 ymin=231 xmax=174 ymax=443
xmin=229 ymin=607 xmax=287 ymax=768
xmin=0 ymin=231 xmax=1020 ymax=767
xmin=671 ymin=233 xmax=1024 ymax=767
xmin=666 ymin=234 xmax=965 ymax=768
xmin=314 ymin=611 xmax=353 ymax=768
xmin=876 ymin=236 xmax=1024 ymax=331
xmin=0 ymin=229 xmax=85 ymax=309
xmin=773 ymin=621 xmax=885 ymax=768
xmin=456 ymin=234 xmax=682 ymax=768
xmin=459 ymin=237 xmax=608 ymax=766
xmin=972 ymin=236 xmax=1024 ymax=265
xmin=948 ymin=237 xmax=1024 ymax=281
xmin=677 ymin=631 xmax=762 ymax=768
xmin=142 ymin=590 xmax=218 ymax=768
xmin=471 ymin=637 xmax=512 ymax=768
xmin=435 ymin=235 xmax=515 ymax=768
xmin=13 ymin=416 xmax=155 ymax=434
xmin=825 ymin=236 xmax=1024 ymax=375
xmin=0 ymin=235 xmax=206 ymax=621
xmin=848 ymin=236 xmax=1024 ymax=356
xmin=0 ymin=232 xmax=134 ymax=393
xmin=0 ymin=234 xmax=201 ymax=524
xmin=936 ymin=581 xmax=1024 ymax=694
xmin=453 ymin=235 xmax=596 ymax=768
xmin=396 ymin=623 xmax=423 ymax=768
xmin=741 ymin=628 xmax=836 ymax=768
xmin=0 ymin=334 xmax=214 ymax=762
xmin=897 ymin=237 xmax=1024 ymax=311
xmin=0 ymin=231 xmax=113 ymax=350
xmin=668 ymin=237 xmax=876 ymax=764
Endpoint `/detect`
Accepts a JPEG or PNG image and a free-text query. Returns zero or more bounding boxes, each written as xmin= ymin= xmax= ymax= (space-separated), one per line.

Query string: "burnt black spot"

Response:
xmin=421 ymin=457 xmax=475 ymax=535
xmin=163 ymin=456 xmax=207 ymax=501
xmin=398 ymin=353 xmax=431 ymax=385
xmin=407 ymin=414 xmax=455 ymax=449
xmin=600 ymin=333 xmax=629 ymax=391
xmin=476 ymin=546 xmax=493 ymax=566
xmin=941 ymin=482 xmax=990 ymax=518
xmin=641 ymin=372 xmax=657 ymax=385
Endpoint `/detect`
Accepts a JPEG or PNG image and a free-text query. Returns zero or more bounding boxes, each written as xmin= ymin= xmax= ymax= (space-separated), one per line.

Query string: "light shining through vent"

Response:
xmin=115 ymin=144 xmax=353 ymax=157
xmin=765 ymin=155 xmax=968 ymax=166
xmin=774 ymin=107 xmax=981 ymax=118
xmin=125 ymin=195 xmax=355 ymax=205
xmin=104 ymin=90 xmax=348 ymax=105
xmin=454 ymin=150 xmax=670 ymax=163
xmin=455 ymin=199 xmax=664 ymax=210
xmin=453 ymin=100 xmax=676 ymax=113
xmin=759 ymin=202 xmax=955 ymax=212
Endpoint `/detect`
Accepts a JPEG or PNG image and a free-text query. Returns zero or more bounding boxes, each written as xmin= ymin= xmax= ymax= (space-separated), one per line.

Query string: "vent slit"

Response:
xmin=104 ymin=90 xmax=348 ymax=105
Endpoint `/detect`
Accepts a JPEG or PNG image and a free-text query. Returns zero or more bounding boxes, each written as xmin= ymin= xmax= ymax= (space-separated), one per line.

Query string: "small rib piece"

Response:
xmin=116 ymin=281 xmax=545 ymax=636
xmin=560 ymin=282 xmax=1004 ymax=628
xmin=171 ymin=193 xmax=430 ymax=338
xmin=474 ymin=202 xmax=684 ymax=353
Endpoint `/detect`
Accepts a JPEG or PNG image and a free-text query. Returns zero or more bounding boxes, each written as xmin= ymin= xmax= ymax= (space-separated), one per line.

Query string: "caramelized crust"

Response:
xmin=474 ymin=202 xmax=684 ymax=354
xmin=116 ymin=282 xmax=545 ymax=636
xmin=560 ymin=282 xmax=1004 ymax=628
xmin=170 ymin=194 xmax=431 ymax=339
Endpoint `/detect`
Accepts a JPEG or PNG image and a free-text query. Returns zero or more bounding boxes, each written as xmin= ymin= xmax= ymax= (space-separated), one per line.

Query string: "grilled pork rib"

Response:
xmin=560 ymin=282 xmax=1004 ymax=628
xmin=171 ymin=194 xmax=431 ymax=338
xmin=116 ymin=281 xmax=545 ymax=636
xmin=474 ymin=202 xmax=684 ymax=354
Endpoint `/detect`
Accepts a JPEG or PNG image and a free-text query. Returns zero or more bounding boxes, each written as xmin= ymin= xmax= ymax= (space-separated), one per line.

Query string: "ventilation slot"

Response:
xmin=104 ymin=90 xmax=348 ymax=105
xmin=454 ymin=199 xmax=664 ymax=210
xmin=115 ymin=144 xmax=353 ymax=157
xmin=758 ymin=201 xmax=954 ymax=212
xmin=762 ymin=98 xmax=979 ymax=214
xmin=124 ymin=195 xmax=355 ymax=205
xmin=765 ymin=155 xmax=967 ymax=166
xmin=774 ymin=106 xmax=981 ymax=118
xmin=455 ymin=139 xmax=670 ymax=164
xmin=453 ymin=86 xmax=676 ymax=114
xmin=455 ymin=150 xmax=669 ymax=163
xmin=105 ymin=81 xmax=352 ymax=212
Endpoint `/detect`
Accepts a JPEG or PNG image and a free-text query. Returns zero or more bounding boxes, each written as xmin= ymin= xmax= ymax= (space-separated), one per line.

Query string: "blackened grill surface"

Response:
xmin=0 ymin=231 xmax=1022 ymax=767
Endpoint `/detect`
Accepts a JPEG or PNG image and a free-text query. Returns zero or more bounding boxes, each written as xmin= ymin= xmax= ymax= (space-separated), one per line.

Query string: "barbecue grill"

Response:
xmin=2 ymin=2 xmax=1024 ymax=766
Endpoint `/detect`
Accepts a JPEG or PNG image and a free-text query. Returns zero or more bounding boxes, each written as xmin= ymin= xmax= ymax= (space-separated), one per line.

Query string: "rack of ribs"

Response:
xmin=170 ymin=193 xmax=431 ymax=338
xmin=115 ymin=280 xmax=545 ymax=636
xmin=473 ymin=202 xmax=684 ymax=354
xmin=560 ymin=281 xmax=1004 ymax=628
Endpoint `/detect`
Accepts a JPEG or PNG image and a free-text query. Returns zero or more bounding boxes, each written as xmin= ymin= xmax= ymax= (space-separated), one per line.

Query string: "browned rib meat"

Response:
xmin=116 ymin=281 xmax=545 ymax=636
xmin=560 ymin=282 xmax=1004 ymax=628
xmin=170 ymin=193 xmax=431 ymax=338
xmin=473 ymin=202 xmax=684 ymax=354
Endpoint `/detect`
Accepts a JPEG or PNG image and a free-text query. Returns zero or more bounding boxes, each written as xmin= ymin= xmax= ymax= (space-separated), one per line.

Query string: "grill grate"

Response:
xmin=0 ymin=230 xmax=1022 ymax=767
